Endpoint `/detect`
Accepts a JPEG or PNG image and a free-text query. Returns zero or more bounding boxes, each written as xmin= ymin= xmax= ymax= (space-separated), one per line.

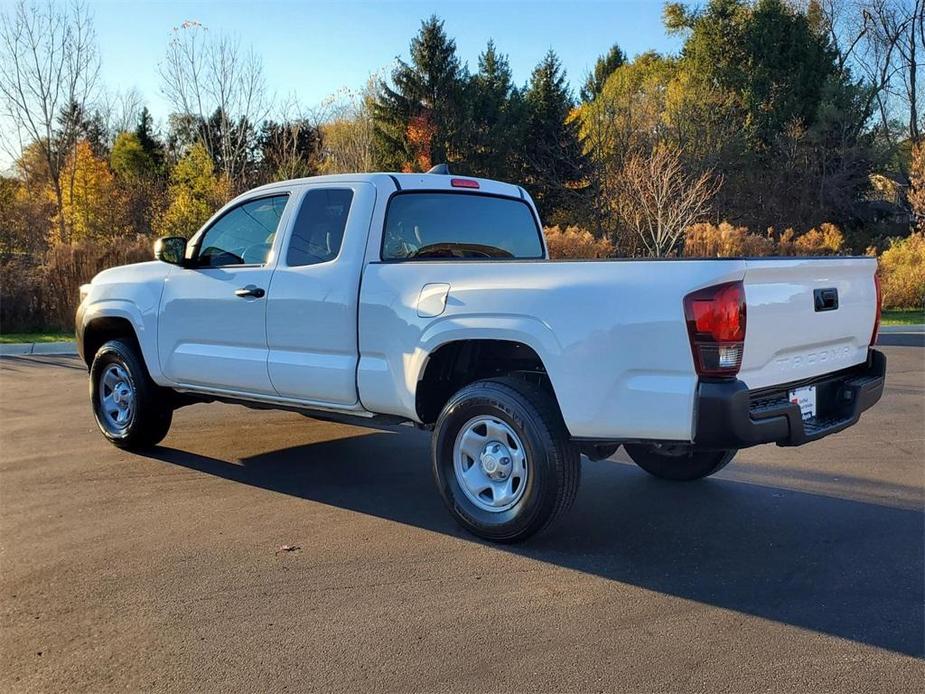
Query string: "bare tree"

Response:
xmin=159 ymin=20 xmax=270 ymax=190
xmin=99 ymin=86 xmax=144 ymax=139
xmin=317 ymin=77 xmax=379 ymax=174
xmin=0 ymin=0 xmax=100 ymax=242
xmin=818 ymin=1 xmax=923 ymax=149
xmin=257 ymin=95 xmax=321 ymax=181
xmin=613 ymin=146 xmax=721 ymax=257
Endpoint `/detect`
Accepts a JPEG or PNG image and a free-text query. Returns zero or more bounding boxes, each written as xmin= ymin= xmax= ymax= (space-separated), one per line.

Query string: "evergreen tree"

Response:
xmin=372 ymin=15 xmax=469 ymax=171
xmin=58 ymin=100 xmax=108 ymax=157
xmin=580 ymin=43 xmax=627 ymax=102
xmin=134 ymin=107 xmax=165 ymax=170
xmin=676 ymin=0 xmax=841 ymax=148
xmin=257 ymin=119 xmax=322 ymax=182
xmin=468 ymin=40 xmax=518 ymax=179
xmin=519 ymin=50 xmax=587 ymax=220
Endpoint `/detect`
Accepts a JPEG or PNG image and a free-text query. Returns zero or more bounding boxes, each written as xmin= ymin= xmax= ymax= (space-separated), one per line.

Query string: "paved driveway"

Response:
xmin=1 ymin=344 xmax=922 ymax=692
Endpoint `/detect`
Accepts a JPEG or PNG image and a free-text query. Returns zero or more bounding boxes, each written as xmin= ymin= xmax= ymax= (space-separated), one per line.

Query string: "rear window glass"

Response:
xmin=382 ymin=193 xmax=543 ymax=260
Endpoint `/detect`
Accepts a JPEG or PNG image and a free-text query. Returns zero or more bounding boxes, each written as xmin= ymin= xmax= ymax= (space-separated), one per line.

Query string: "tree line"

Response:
xmin=0 ymin=0 xmax=923 ymax=331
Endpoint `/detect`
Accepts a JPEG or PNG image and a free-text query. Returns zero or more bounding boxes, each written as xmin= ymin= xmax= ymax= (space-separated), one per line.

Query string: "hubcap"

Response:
xmin=98 ymin=363 xmax=135 ymax=434
xmin=453 ymin=416 xmax=528 ymax=512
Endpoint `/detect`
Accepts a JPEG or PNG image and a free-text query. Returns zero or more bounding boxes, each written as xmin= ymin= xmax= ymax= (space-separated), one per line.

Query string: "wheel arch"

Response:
xmin=79 ymin=302 xmax=158 ymax=378
xmin=414 ymin=337 xmax=563 ymax=426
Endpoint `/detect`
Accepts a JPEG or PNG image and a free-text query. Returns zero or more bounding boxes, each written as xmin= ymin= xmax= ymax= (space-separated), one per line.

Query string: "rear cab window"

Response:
xmin=381 ymin=192 xmax=544 ymax=260
xmin=286 ymin=188 xmax=354 ymax=266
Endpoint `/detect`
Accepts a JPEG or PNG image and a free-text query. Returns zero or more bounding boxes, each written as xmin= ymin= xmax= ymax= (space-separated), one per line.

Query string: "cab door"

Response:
xmin=157 ymin=193 xmax=290 ymax=395
xmin=265 ymin=183 xmax=375 ymax=405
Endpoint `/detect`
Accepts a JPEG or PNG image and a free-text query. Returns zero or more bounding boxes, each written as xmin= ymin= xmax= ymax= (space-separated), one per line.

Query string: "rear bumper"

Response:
xmin=694 ymin=349 xmax=886 ymax=449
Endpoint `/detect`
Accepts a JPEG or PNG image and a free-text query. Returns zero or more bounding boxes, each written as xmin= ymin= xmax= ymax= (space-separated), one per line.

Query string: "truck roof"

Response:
xmin=246 ymin=172 xmax=526 ymax=201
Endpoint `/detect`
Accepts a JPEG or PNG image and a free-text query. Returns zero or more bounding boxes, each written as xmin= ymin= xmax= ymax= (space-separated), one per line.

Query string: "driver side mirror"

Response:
xmin=154 ymin=236 xmax=188 ymax=266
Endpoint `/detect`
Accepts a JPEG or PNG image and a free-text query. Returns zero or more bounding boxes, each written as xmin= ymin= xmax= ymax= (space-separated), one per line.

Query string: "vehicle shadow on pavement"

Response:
xmin=147 ymin=432 xmax=924 ymax=659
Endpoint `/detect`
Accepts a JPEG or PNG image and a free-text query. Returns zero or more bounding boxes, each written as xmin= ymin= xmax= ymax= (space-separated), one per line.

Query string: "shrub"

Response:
xmin=0 ymin=256 xmax=45 ymax=332
xmin=544 ymin=225 xmax=614 ymax=259
xmin=793 ymin=222 xmax=845 ymax=255
xmin=40 ymin=238 xmax=154 ymax=330
xmin=777 ymin=227 xmax=798 ymax=255
xmin=683 ymin=222 xmax=775 ymax=257
xmin=1 ymin=238 xmax=154 ymax=333
xmin=878 ymin=233 xmax=925 ymax=309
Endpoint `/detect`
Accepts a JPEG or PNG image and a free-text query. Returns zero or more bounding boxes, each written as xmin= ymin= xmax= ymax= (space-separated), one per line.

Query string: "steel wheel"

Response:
xmin=453 ymin=415 xmax=528 ymax=512
xmin=97 ymin=363 xmax=136 ymax=435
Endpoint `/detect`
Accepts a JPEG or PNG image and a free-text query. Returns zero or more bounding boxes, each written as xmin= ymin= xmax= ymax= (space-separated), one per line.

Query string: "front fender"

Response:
xmin=77 ymin=298 xmax=164 ymax=383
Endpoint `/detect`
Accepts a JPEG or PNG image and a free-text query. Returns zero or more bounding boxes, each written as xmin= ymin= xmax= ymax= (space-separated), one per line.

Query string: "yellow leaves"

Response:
xmin=878 ymin=233 xmax=925 ymax=309
xmin=543 ymin=225 xmax=614 ymax=259
xmin=56 ymin=140 xmax=130 ymax=243
xmin=153 ymin=143 xmax=229 ymax=238
xmin=110 ymin=132 xmax=153 ymax=181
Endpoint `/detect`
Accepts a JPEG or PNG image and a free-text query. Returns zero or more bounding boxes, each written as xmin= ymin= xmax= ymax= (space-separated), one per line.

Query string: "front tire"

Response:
xmin=624 ymin=444 xmax=736 ymax=481
xmin=90 ymin=339 xmax=173 ymax=450
xmin=432 ymin=378 xmax=580 ymax=543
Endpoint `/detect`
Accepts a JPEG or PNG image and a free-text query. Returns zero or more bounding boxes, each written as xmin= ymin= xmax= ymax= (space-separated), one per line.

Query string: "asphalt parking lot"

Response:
xmin=1 ymin=342 xmax=923 ymax=692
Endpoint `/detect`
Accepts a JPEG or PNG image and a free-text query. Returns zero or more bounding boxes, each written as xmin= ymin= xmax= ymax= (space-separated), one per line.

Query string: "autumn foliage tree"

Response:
xmin=57 ymin=140 xmax=130 ymax=242
xmin=154 ymin=143 xmax=229 ymax=239
xmin=373 ymin=16 xmax=469 ymax=172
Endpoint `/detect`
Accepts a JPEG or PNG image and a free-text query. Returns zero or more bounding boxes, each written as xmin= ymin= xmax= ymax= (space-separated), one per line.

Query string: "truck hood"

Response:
xmin=92 ymin=260 xmax=172 ymax=287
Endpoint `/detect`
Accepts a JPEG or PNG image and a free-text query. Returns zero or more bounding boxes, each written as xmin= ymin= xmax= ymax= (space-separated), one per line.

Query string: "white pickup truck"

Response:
xmin=77 ymin=170 xmax=886 ymax=541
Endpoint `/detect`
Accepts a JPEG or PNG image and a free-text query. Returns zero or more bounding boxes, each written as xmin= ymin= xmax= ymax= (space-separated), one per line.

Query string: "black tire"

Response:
xmin=432 ymin=378 xmax=581 ymax=543
xmin=624 ymin=444 xmax=736 ymax=481
xmin=90 ymin=339 xmax=173 ymax=450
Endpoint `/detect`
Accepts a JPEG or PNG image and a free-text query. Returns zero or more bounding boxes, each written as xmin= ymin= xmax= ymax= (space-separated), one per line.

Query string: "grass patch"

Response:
xmin=0 ymin=331 xmax=75 ymax=344
xmin=881 ymin=309 xmax=924 ymax=326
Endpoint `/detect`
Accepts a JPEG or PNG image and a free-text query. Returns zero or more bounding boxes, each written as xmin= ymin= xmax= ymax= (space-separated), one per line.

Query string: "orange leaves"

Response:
xmin=404 ymin=113 xmax=437 ymax=172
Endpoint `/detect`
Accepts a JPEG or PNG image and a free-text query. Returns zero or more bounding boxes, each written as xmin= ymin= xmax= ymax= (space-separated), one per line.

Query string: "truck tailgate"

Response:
xmin=739 ymin=257 xmax=879 ymax=390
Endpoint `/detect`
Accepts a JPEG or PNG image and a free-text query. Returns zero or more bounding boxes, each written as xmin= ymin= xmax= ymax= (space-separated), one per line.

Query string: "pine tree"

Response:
xmin=580 ymin=43 xmax=626 ymax=103
xmin=468 ymin=40 xmax=518 ymax=179
xmin=519 ymin=50 xmax=587 ymax=220
xmin=135 ymin=107 xmax=165 ymax=170
xmin=372 ymin=15 xmax=469 ymax=171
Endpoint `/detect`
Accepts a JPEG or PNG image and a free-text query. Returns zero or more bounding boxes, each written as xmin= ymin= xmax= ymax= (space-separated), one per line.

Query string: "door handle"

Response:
xmin=813 ymin=287 xmax=838 ymax=312
xmin=235 ymin=285 xmax=265 ymax=299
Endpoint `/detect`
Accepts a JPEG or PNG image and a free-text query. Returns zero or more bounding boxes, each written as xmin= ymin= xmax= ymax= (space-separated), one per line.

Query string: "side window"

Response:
xmin=286 ymin=188 xmax=354 ymax=266
xmin=196 ymin=195 xmax=288 ymax=267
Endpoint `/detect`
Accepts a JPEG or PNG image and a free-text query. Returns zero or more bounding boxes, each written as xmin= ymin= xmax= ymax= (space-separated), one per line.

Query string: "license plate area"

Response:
xmin=789 ymin=385 xmax=817 ymax=421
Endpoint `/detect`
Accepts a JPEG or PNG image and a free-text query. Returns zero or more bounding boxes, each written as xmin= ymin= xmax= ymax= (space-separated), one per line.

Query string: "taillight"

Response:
xmin=684 ymin=281 xmax=746 ymax=378
xmin=870 ymin=272 xmax=882 ymax=346
xmin=450 ymin=178 xmax=479 ymax=189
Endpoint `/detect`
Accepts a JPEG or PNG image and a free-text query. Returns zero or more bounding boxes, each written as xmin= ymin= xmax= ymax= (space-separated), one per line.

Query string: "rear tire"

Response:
xmin=624 ymin=444 xmax=736 ymax=481
xmin=90 ymin=339 xmax=173 ymax=450
xmin=432 ymin=378 xmax=580 ymax=543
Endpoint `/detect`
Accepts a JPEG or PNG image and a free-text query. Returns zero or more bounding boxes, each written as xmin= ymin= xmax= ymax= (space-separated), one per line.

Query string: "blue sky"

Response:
xmin=92 ymin=0 xmax=683 ymax=124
